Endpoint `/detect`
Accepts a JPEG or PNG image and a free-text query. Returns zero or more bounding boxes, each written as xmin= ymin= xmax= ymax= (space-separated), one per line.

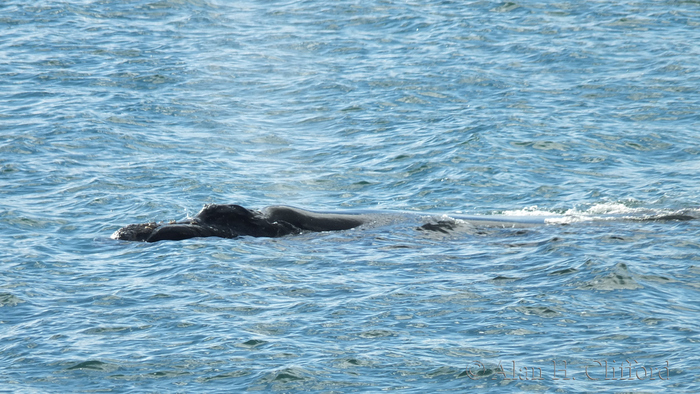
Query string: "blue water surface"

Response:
xmin=2 ymin=0 xmax=700 ymax=392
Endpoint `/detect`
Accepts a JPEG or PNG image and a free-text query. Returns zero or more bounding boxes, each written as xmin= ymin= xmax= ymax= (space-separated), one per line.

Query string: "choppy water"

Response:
xmin=2 ymin=0 xmax=700 ymax=392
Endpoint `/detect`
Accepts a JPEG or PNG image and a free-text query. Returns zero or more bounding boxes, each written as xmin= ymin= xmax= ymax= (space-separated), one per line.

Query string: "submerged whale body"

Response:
xmin=112 ymin=204 xmax=370 ymax=242
xmin=112 ymin=203 xmax=697 ymax=243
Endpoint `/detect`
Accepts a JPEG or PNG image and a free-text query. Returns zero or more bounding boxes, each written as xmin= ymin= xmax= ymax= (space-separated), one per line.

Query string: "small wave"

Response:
xmin=580 ymin=263 xmax=643 ymax=291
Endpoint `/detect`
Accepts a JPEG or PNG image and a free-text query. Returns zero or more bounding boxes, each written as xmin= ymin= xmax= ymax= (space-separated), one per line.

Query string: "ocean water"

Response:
xmin=2 ymin=0 xmax=700 ymax=392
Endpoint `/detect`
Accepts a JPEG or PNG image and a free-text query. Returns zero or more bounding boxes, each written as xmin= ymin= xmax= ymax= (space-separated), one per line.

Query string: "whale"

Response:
xmin=112 ymin=203 xmax=696 ymax=243
xmin=112 ymin=204 xmax=373 ymax=242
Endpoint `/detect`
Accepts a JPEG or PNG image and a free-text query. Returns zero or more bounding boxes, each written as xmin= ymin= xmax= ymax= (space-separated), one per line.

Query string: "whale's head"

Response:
xmin=111 ymin=204 xmax=300 ymax=242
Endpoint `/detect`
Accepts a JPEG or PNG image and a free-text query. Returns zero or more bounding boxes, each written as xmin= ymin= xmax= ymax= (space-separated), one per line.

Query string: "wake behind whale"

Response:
xmin=111 ymin=203 xmax=697 ymax=243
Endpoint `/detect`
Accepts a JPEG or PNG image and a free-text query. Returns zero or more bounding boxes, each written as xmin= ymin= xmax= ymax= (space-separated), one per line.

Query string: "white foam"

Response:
xmin=499 ymin=205 xmax=555 ymax=216
xmin=494 ymin=202 xmax=698 ymax=225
